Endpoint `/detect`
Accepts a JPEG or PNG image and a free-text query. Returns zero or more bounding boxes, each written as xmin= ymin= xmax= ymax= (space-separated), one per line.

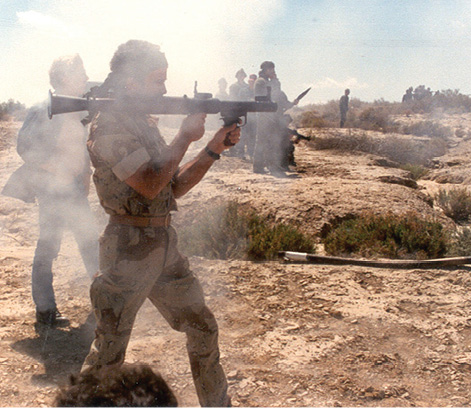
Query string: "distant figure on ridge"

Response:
xmin=339 ymin=88 xmax=350 ymax=128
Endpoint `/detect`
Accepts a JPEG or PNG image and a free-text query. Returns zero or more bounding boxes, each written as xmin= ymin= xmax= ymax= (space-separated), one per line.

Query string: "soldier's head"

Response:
xmin=345 ymin=88 xmax=350 ymax=96
xmin=248 ymin=74 xmax=257 ymax=88
xmin=235 ymin=68 xmax=247 ymax=81
xmin=109 ymin=39 xmax=168 ymax=97
xmin=54 ymin=364 xmax=178 ymax=407
xmin=49 ymin=54 xmax=88 ymax=96
xmin=218 ymin=77 xmax=227 ymax=90
xmin=259 ymin=61 xmax=276 ymax=80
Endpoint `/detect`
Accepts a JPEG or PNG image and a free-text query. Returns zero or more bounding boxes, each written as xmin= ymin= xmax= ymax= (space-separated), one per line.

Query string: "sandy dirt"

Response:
xmin=1 ymin=115 xmax=471 ymax=407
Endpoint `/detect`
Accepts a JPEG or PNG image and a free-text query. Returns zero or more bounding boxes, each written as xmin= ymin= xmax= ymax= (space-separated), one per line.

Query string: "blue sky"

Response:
xmin=1 ymin=0 xmax=471 ymax=106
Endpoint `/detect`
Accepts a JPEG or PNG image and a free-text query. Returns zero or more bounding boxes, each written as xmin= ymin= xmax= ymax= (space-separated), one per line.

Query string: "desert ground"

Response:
xmin=1 ymin=114 xmax=471 ymax=407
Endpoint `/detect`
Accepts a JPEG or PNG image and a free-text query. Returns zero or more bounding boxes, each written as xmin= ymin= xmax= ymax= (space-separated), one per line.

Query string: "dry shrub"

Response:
xmin=353 ymin=107 xmax=390 ymax=132
xmin=400 ymin=120 xmax=453 ymax=139
xmin=312 ymin=131 xmax=446 ymax=166
xmin=448 ymin=227 xmax=471 ymax=256
xmin=178 ymin=201 xmax=316 ymax=261
xmin=312 ymin=131 xmax=376 ymax=153
xmin=0 ymin=99 xmax=25 ymax=121
xmin=377 ymin=136 xmax=446 ymax=166
xmin=323 ymin=211 xmax=448 ymax=259
xmin=435 ymin=188 xmax=471 ymax=223
xmin=297 ymin=111 xmax=328 ymax=128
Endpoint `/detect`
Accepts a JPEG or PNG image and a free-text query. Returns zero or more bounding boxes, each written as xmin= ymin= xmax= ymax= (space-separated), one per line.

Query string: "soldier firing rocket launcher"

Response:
xmin=48 ymin=81 xmax=277 ymax=142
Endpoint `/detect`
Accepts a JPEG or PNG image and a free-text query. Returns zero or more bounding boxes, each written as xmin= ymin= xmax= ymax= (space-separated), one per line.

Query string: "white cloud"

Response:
xmin=17 ymin=10 xmax=84 ymax=38
xmin=313 ymin=77 xmax=369 ymax=91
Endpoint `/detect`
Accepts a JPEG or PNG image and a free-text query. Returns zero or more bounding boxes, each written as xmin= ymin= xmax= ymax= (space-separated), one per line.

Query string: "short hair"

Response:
xmin=110 ymin=40 xmax=168 ymax=82
xmin=260 ymin=61 xmax=275 ymax=71
xmin=54 ymin=364 xmax=178 ymax=407
xmin=49 ymin=54 xmax=84 ymax=89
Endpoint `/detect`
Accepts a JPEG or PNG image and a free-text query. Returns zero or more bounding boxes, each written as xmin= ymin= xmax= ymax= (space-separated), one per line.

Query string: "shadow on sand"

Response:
xmin=11 ymin=312 xmax=95 ymax=386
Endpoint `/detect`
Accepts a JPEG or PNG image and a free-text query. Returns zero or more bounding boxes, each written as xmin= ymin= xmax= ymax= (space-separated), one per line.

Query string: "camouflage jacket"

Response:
xmin=87 ymin=111 xmax=177 ymax=217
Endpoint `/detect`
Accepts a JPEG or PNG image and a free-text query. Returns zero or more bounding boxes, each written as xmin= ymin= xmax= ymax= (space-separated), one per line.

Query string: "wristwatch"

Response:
xmin=204 ymin=146 xmax=221 ymax=160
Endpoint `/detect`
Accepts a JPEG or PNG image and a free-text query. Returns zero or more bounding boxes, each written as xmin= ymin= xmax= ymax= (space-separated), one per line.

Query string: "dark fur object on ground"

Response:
xmin=54 ymin=363 xmax=178 ymax=407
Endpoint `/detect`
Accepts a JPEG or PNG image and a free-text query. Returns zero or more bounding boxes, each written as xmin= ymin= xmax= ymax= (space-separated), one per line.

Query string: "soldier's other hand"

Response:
xmin=180 ymin=113 xmax=207 ymax=142
xmin=207 ymin=123 xmax=240 ymax=153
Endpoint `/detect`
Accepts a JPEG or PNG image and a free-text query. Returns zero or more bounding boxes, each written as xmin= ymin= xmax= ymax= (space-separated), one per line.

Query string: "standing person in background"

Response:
xmin=253 ymin=61 xmax=277 ymax=174
xmin=339 ymin=88 xmax=350 ymax=128
xmin=2 ymin=54 xmax=99 ymax=327
xmin=227 ymin=69 xmax=249 ymax=157
xmin=238 ymin=73 xmax=258 ymax=160
xmin=253 ymin=61 xmax=299 ymax=177
xmin=215 ymin=77 xmax=229 ymax=100
xmin=268 ymin=76 xmax=299 ymax=177
xmin=81 ymin=39 xmax=239 ymax=407
xmin=228 ymin=68 xmax=248 ymax=101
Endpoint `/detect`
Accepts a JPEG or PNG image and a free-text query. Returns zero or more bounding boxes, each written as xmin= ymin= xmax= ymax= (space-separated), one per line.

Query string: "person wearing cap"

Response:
xmin=80 ymin=39 xmax=239 ymax=407
xmin=225 ymin=69 xmax=250 ymax=158
xmin=228 ymin=68 xmax=249 ymax=101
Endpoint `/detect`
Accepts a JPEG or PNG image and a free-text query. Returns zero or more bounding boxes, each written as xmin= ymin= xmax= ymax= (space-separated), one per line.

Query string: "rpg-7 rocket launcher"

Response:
xmin=48 ymin=81 xmax=277 ymax=130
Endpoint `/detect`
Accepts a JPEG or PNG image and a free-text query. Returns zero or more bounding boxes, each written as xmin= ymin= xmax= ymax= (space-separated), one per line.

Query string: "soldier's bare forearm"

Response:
xmin=172 ymin=149 xmax=216 ymax=198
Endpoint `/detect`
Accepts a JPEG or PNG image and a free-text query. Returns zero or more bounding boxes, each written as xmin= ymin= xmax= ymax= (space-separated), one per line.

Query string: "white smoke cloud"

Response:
xmin=1 ymin=0 xmax=285 ymax=106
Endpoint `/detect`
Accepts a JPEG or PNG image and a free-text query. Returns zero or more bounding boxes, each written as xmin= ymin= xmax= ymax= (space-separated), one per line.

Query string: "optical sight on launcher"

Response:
xmin=48 ymin=82 xmax=277 ymax=144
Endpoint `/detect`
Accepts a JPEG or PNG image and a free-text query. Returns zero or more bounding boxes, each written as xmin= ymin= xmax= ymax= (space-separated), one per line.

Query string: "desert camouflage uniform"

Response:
xmin=83 ymin=111 xmax=229 ymax=407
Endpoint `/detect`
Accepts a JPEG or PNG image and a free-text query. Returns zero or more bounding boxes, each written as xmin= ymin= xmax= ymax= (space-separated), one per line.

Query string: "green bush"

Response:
xmin=323 ymin=211 xmax=448 ymax=259
xmin=178 ymin=201 xmax=316 ymax=261
xmin=400 ymin=164 xmax=429 ymax=181
xmin=435 ymin=188 xmax=471 ymax=223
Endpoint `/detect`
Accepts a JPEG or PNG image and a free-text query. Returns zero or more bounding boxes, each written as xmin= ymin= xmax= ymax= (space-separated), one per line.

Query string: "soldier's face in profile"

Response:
xmin=132 ymin=67 xmax=167 ymax=98
xmin=64 ymin=63 xmax=89 ymax=96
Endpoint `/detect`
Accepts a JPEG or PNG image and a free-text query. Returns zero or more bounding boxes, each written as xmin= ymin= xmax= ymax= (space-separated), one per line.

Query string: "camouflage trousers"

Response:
xmin=82 ymin=223 xmax=229 ymax=407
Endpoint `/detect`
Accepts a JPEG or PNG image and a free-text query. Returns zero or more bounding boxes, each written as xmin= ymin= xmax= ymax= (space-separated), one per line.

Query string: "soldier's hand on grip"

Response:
xmin=207 ymin=123 xmax=240 ymax=153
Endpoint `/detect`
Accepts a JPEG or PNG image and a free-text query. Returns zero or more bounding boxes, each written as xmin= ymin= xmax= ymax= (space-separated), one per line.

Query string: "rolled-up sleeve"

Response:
xmin=112 ymin=146 xmax=150 ymax=181
xmin=89 ymin=132 xmax=150 ymax=181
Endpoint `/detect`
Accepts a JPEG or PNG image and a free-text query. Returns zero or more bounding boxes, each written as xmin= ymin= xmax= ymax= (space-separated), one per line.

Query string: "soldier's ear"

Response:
xmin=124 ymin=77 xmax=139 ymax=93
